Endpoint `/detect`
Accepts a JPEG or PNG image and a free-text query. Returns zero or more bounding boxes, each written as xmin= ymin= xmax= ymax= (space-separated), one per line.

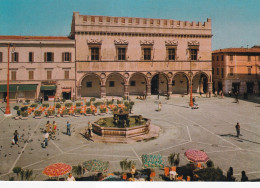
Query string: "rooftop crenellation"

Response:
xmin=73 ymin=12 xmax=211 ymax=30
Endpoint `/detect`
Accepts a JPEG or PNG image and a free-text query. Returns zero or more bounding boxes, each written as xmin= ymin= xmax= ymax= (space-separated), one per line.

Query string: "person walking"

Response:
xmin=52 ymin=121 xmax=57 ymax=135
xmin=45 ymin=121 xmax=51 ymax=133
xmin=227 ymin=167 xmax=235 ymax=181
xmin=235 ymin=122 xmax=240 ymax=138
xmin=158 ymin=101 xmax=162 ymax=111
xmin=13 ymin=130 xmax=19 ymax=145
xmin=67 ymin=121 xmax=71 ymax=136
xmin=88 ymin=121 xmax=92 ymax=137
xmin=67 ymin=173 xmax=75 ymax=181
xmin=44 ymin=132 xmax=49 ymax=147
xmin=241 ymin=171 xmax=248 ymax=182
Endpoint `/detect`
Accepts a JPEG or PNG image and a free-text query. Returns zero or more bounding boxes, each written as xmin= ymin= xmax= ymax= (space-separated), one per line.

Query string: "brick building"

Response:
xmin=0 ymin=12 xmax=213 ymax=101
xmin=212 ymin=47 xmax=260 ymax=94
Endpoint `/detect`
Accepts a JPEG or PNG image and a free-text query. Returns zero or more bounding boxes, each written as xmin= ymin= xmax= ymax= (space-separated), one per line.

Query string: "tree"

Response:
xmin=72 ymin=164 xmax=85 ymax=178
xmin=194 ymin=167 xmax=226 ymax=181
xmin=13 ymin=167 xmax=21 ymax=178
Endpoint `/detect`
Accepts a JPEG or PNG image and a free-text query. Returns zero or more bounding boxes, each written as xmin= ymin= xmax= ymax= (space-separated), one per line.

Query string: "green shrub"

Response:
xmin=120 ymin=159 xmax=135 ymax=171
xmin=25 ymin=99 xmax=30 ymax=103
xmin=13 ymin=167 xmax=22 ymax=177
xmin=129 ymin=101 xmax=135 ymax=106
xmin=86 ymin=101 xmax=91 ymax=106
xmin=17 ymin=109 xmax=21 ymax=116
xmin=106 ymin=100 xmax=113 ymax=105
xmin=24 ymin=169 xmax=33 ymax=181
xmin=124 ymin=101 xmax=129 ymax=107
xmin=86 ymin=108 xmax=92 ymax=114
xmin=46 ymin=110 xmax=55 ymax=116
xmin=117 ymin=100 xmax=122 ymax=104
xmin=63 ymin=109 xmax=69 ymax=115
xmin=34 ymin=110 xmax=42 ymax=116
xmin=21 ymin=111 xmax=28 ymax=117
xmin=123 ymin=96 xmax=127 ymax=100
xmin=55 ymin=103 xmax=61 ymax=108
xmin=113 ymin=106 xmax=119 ymax=112
xmin=13 ymin=106 xmax=20 ymax=111
xmin=100 ymin=108 xmax=106 ymax=113
xmin=21 ymin=106 xmax=28 ymax=111
xmin=65 ymin=103 xmax=72 ymax=107
xmin=42 ymin=103 xmax=49 ymax=107
xmin=72 ymin=165 xmax=85 ymax=178
xmin=206 ymin=160 xmax=214 ymax=168
xmin=30 ymin=103 xmax=38 ymax=108
xmin=62 ymin=98 xmax=66 ymax=102
xmin=76 ymin=102 xmax=81 ymax=107
xmin=90 ymin=97 xmax=96 ymax=102
xmin=94 ymin=102 xmax=103 ymax=107
xmin=194 ymin=167 xmax=226 ymax=181
xmin=75 ymin=108 xmax=81 ymax=114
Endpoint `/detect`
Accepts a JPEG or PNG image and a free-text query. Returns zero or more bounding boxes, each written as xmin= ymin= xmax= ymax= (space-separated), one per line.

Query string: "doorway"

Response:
xmin=151 ymin=74 xmax=159 ymax=95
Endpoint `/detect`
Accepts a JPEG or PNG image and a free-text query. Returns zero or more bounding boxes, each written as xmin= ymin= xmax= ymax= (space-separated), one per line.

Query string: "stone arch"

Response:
xmin=172 ymin=72 xmax=189 ymax=94
xmin=80 ymin=73 xmax=102 ymax=97
xmin=151 ymin=72 xmax=169 ymax=95
xmin=129 ymin=72 xmax=147 ymax=95
xmin=192 ymin=71 xmax=209 ymax=93
xmin=106 ymin=73 xmax=125 ymax=96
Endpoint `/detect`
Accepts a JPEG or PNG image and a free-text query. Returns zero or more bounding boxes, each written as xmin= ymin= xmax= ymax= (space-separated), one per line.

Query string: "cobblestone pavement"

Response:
xmin=0 ymin=95 xmax=260 ymax=181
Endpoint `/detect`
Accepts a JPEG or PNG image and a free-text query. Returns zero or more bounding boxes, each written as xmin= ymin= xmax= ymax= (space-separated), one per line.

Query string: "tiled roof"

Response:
xmin=0 ymin=36 xmax=72 ymax=41
xmin=213 ymin=48 xmax=260 ymax=53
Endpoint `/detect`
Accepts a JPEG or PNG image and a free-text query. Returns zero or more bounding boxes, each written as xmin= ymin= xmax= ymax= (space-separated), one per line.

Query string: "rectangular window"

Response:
xmin=86 ymin=82 xmax=92 ymax=88
xmin=221 ymin=68 xmax=224 ymax=78
xmin=130 ymin=81 xmax=135 ymax=86
xmin=29 ymin=71 xmax=34 ymax=80
xmin=29 ymin=52 xmax=34 ymax=62
xmin=0 ymin=52 xmax=2 ymax=62
xmin=230 ymin=55 xmax=233 ymax=61
xmin=91 ymin=48 xmax=99 ymax=61
xmin=172 ymin=80 xmax=175 ymax=86
xmin=221 ymin=55 xmax=224 ymax=61
xmin=212 ymin=56 xmax=214 ymax=61
xmin=118 ymin=48 xmax=126 ymax=60
xmin=190 ymin=49 xmax=198 ymax=60
xmin=44 ymin=52 xmax=54 ymax=62
xmin=217 ymin=56 xmax=219 ymax=61
xmin=64 ymin=70 xmax=69 ymax=79
xmin=63 ymin=52 xmax=71 ymax=62
xmin=248 ymin=67 xmax=252 ymax=75
xmin=248 ymin=56 xmax=251 ymax=61
xmin=109 ymin=81 xmax=115 ymax=87
xmin=47 ymin=71 xmax=52 ymax=80
xmin=217 ymin=68 xmax=219 ymax=75
xmin=11 ymin=71 xmax=16 ymax=80
xmin=12 ymin=52 xmax=19 ymax=62
xmin=168 ymin=48 xmax=176 ymax=60
xmin=212 ymin=68 xmax=214 ymax=75
xmin=230 ymin=67 xmax=234 ymax=76
xmin=144 ymin=48 xmax=151 ymax=60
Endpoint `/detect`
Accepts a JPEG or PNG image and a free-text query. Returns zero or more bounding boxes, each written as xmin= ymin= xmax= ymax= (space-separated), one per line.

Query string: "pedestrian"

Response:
xmin=45 ymin=121 xmax=51 ymax=133
xmin=235 ymin=122 xmax=240 ymax=138
xmin=88 ymin=121 xmax=92 ymax=137
xmin=52 ymin=121 xmax=57 ymax=135
xmin=192 ymin=97 xmax=195 ymax=104
xmin=44 ymin=132 xmax=49 ymax=147
xmin=40 ymin=96 xmax=43 ymax=104
xmin=67 ymin=173 xmax=75 ymax=181
xmin=143 ymin=90 xmax=146 ymax=100
xmin=157 ymin=89 xmax=160 ymax=99
xmin=227 ymin=167 xmax=235 ymax=181
xmin=158 ymin=101 xmax=162 ymax=111
xmin=13 ymin=130 xmax=19 ymax=145
xmin=241 ymin=171 xmax=248 ymax=182
xmin=67 ymin=121 xmax=71 ymax=136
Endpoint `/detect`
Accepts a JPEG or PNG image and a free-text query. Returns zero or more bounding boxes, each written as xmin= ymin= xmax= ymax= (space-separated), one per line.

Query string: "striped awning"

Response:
xmin=0 ymin=84 xmax=19 ymax=92
xmin=40 ymin=85 xmax=56 ymax=91
xmin=62 ymin=88 xmax=71 ymax=93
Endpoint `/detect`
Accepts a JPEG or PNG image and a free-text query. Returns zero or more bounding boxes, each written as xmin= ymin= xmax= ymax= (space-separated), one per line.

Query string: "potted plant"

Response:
xmin=42 ymin=103 xmax=49 ymax=108
xmin=30 ymin=103 xmax=38 ymax=108
xmin=86 ymin=108 xmax=92 ymax=116
xmin=90 ymin=97 xmax=96 ymax=102
xmin=74 ymin=108 xmax=81 ymax=117
xmin=34 ymin=110 xmax=42 ymax=119
xmin=76 ymin=102 xmax=81 ymax=107
xmin=62 ymin=109 xmax=69 ymax=117
xmin=55 ymin=103 xmax=61 ymax=108
xmin=25 ymin=99 xmax=30 ymax=104
xmin=72 ymin=164 xmax=85 ymax=178
xmin=21 ymin=111 xmax=28 ymax=120
xmin=120 ymin=159 xmax=135 ymax=180
xmin=45 ymin=109 xmax=55 ymax=118
xmin=65 ymin=103 xmax=72 ymax=108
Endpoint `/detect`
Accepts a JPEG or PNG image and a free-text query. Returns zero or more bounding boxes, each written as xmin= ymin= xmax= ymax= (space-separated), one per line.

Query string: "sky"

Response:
xmin=0 ymin=0 xmax=259 ymax=50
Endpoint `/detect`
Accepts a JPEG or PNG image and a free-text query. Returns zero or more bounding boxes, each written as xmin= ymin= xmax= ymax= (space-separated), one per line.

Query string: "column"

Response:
xmin=100 ymin=84 xmax=106 ymax=98
xmin=76 ymin=86 xmax=81 ymax=100
xmin=146 ymin=83 xmax=151 ymax=96
xmin=124 ymin=84 xmax=129 ymax=98
xmin=167 ymin=83 xmax=172 ymax=96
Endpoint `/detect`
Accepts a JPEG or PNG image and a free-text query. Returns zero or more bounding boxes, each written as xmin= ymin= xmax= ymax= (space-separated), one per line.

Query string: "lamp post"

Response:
xmin=188 ymin=58 xmax=194 ymax=107
xmin=4 ymin=44 xmax=12 ymax=116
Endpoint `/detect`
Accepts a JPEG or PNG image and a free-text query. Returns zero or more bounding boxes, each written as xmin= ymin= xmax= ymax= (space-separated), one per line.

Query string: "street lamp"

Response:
xmin=4 ymin=44 xmax=13 ymax=116
xmin=188 ymin=58 xmax=194 ymax=107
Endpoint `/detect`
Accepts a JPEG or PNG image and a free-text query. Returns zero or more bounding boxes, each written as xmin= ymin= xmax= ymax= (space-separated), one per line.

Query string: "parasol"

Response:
xmin=43 ymin=163 xmax=72 ymax=177
xmin=83 ymin=159 xmax=109 ymax=173
xmin=184 ymin=149 xmax=209 ymax=163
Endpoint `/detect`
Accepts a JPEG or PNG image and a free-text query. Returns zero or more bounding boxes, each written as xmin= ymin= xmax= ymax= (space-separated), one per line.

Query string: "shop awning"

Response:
xmin=0 ymin=84 xmax=18 ymax=92
xmin=62 ymin=88 xmax=71 ymax=93
xmin=40 ymin=85 xmax=56 ymax=91
xmin=18 ymin=84 xmax=37 ymax=91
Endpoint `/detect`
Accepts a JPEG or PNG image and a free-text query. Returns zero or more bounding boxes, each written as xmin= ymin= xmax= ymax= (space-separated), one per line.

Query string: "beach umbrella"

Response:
xmin=83 ymin=159 xmax=109 ymax=173
xmin=43 ymin=163 xmax=72 ymax=177
xmin=184 ymin=149 xmax=209 ymax=163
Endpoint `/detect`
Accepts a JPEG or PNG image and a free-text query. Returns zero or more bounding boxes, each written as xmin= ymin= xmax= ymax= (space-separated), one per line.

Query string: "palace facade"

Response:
xmin=0 ymin=12 xmax=213 ymax=101
xmin=212 ymin=47 xmax=260 ymax=94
